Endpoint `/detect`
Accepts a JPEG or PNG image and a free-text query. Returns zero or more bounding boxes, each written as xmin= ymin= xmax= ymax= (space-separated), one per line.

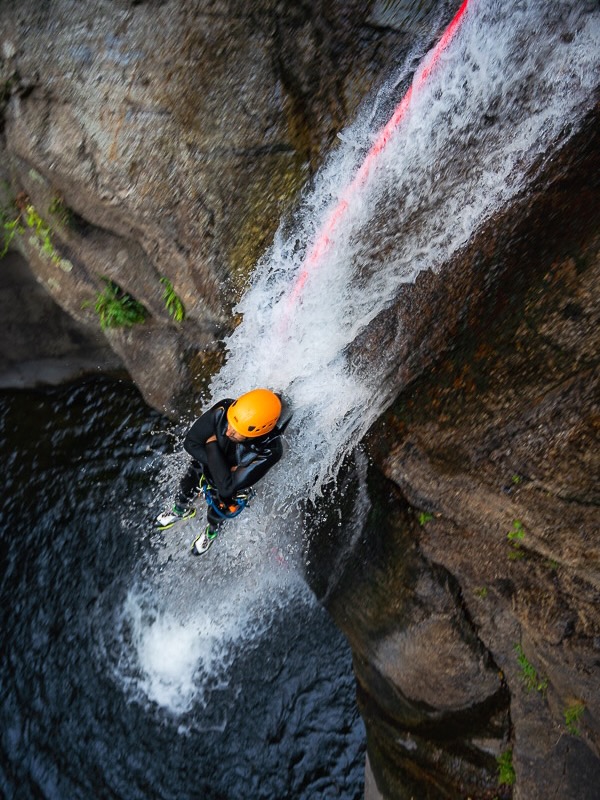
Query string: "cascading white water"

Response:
xmin=212 ymin=0 xmax=598 ymax=498
xmin=124 ymin=0 xmax=599 ymax=712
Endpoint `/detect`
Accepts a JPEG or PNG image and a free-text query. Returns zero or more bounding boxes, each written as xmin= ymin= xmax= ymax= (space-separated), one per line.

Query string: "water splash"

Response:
xmin=114 ymin=536 xmax=312 ymax=715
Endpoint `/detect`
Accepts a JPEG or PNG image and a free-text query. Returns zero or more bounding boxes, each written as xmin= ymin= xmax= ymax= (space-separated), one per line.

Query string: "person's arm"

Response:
xmin=230 ymin=445 xmax=282 ymax=492
xmin=206 ymin=439 xmax=283 ymax=497
xmin=183 ymin=410 xmax=220 ymax=463
xmin=204 ymin=439 xmax=236 ymax=496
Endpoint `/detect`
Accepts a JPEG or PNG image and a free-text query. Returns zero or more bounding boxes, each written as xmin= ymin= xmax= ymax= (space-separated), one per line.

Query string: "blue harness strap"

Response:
xmin=199 ymin=475 xmax=253 ymax=520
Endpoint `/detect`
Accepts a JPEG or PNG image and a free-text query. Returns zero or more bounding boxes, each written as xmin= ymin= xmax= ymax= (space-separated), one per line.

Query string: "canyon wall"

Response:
xmin=316 ymin=110 xmax=600 ymax=798
xmin=2 ymin=2 xmax=598 ymax=798
xmin=0 ymin=0 xmax=415 ymax=414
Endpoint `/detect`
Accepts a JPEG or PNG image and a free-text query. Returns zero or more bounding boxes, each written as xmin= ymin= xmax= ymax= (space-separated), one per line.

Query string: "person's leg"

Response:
xmin=191 ymin=505 xmax=227 ymax=556
xmin=156 ymin=460 xmax=203 ymax=529
xmin=206 ymin=506 xmax=224 ymax=536
xmin=189 ymin=487 xmax=251 ymax=556
xmin=175 ymin=460 xmax=204 ymax=508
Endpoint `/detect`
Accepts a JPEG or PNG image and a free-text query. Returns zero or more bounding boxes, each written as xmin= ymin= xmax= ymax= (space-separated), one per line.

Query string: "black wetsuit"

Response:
xmin=175 ymin=399 xmax=283 ymax=528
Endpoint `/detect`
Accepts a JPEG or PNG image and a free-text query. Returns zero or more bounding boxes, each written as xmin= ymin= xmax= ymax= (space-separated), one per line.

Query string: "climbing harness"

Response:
xmin=199 ymin=475 xmax=254 ymax=520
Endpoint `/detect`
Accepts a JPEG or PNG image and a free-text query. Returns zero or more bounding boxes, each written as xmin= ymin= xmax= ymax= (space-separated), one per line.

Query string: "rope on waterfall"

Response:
xmin=285 ymin=0 xmax=473 ymax=311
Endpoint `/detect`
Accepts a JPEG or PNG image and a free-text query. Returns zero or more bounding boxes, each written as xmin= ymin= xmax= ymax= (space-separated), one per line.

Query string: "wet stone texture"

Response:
xmin=0 ymin=251 xmax=125 ymax=387
xmin=0 ymin=0 xmax=418 ymax=415
xmin=318 ymin=110 xmax=600 ymax=798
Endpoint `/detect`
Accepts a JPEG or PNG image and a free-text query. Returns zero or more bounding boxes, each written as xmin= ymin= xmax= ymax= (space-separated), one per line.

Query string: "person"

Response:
xmin=156 ymin=388 xmax=286 ymax=555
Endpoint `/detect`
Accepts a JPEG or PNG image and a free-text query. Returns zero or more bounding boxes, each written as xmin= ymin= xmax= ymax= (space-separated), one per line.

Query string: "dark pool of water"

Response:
xmin=0 ymin=377 xmax=365 ymax=799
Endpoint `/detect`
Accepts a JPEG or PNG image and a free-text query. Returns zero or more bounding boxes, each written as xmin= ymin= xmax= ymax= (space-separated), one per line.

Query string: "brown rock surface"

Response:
xmin=0 ymin=0 xmax=415 ymax=413
xmin=317 ymin=110 xmax=600 ymax=798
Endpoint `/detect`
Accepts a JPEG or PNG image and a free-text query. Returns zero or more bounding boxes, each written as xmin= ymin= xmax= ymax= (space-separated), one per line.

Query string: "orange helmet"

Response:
xmin=227 ymin=389 xmax=282 ymax=438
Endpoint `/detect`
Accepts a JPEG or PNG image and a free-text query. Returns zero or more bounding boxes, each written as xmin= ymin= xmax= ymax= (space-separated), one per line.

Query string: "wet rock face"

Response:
xmin=0 ymin=0 xmax=412 ymax=414
xmin=323 ymin=477 xmax=512 ymax=800
xmin=320 ymin=112 xmax=600 ymax=798
xmin=0 ymin=251 xmax=125 ymax=387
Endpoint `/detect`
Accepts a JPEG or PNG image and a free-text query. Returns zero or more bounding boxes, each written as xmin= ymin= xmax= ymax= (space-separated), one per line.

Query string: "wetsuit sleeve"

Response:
xmin=182 ymin=411 xmax=217 ymax=464
xmin=205 ymin=438 xmax=283 ymax=497
xmin=204 ymin=441 xmax=236 ymax=496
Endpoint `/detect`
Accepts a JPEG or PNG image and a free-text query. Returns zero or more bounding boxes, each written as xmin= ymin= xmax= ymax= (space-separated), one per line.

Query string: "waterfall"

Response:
xmin=124 ymin=0 xmax=599 ymax=713
xmin=211 ymin=0 xmax=599 ymax=498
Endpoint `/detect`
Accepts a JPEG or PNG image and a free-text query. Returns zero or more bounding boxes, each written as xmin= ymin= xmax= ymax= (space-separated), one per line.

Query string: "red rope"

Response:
xmin=286 ymin=0 xmax=472 ymax=307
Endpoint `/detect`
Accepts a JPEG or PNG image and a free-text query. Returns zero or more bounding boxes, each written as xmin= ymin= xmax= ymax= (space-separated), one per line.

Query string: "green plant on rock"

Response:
xmin=417 ymin=511 xmax=433 ymax=526
xmin=160 ymin=276 xmax=185 ymax=322
xmin=84 ymin=277 xmax=148 ymax=330
xmin=0 ymin=210 xmax=24 ymax=258
xmin=23 ymin=203 xmax=59 ymax=261
xmin=507 ymin=519 xmax=526 ymax=560
xmin=508 ymin=520 xmax=524 ymax=542
xmin=496 ymin=749 xmax=516 ymax=786
xmin=1 ymin=192 xmax=73 ymax=269
xmin=514 ymin=643 xmax=548 ymax=695
xmin=564 ymin=700 xmax=585 ymax=736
